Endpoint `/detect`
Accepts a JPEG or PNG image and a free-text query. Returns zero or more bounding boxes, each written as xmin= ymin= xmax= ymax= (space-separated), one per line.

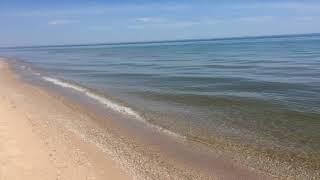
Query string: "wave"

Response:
xmin=41 ymin=76 xmax=185 ymax=139
xmin=42 ymin=76 xmax=144 ymax=120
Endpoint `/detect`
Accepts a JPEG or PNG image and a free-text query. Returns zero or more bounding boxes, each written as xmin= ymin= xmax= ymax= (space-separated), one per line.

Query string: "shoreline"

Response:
xmin=0 ymin=59 xmax=131 ymax=180
xmin=0 ymin=58 xmax=281 ymax=179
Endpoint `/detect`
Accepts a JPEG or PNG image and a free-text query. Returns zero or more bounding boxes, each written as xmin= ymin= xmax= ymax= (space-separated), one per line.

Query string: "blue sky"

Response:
xmin=0 ymin=0 xmax=320 ymax=47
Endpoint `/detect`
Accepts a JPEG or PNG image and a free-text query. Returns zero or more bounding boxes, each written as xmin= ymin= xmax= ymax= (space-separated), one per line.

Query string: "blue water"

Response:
xmin=1 ymin=34 xmax=320 ymax=171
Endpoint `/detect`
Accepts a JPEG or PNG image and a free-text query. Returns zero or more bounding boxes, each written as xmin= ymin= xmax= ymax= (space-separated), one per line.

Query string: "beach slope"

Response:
xmin=0 ymin=59 xmax=131 ymax=180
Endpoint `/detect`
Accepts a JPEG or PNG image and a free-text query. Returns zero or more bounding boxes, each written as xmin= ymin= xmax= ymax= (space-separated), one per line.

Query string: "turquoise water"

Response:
xmin=1 ymin=34 xmax=320 ymax=173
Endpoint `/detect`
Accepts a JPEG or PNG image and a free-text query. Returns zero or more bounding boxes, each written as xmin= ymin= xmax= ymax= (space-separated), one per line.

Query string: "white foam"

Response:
xmin=42 ymin=76 xmax=143 ymax=120
xmin=42 ymin=76 xmax=185 ymax=140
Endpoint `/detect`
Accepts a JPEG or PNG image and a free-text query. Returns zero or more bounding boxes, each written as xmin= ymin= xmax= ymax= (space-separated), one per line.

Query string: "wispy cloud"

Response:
xmin=88 ymin=26 xmax=112 ymax=31
xmin=129 ymin=19 xmax=209 ymax=29
xmin=129 ymin=15 xmax=276 ymax=29
xmin=1 ymin=3 xmax=189 ymax=18
xmin=233 ymin=2 xmax=320 ymax=11
xmin=135 ymin=17 xmax=165 ymax=23
xmin=295 ymin=16 xmax=315 ymax=22
xmin=48 ymin=19 xmax=78 ymax=25
xmin=237 ymin=16 xmax=274 ymax=23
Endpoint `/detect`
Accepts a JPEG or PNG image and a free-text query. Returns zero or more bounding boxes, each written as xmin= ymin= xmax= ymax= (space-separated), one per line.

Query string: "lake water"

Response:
xmin=1 ymin=34 xmax=320 ymax=176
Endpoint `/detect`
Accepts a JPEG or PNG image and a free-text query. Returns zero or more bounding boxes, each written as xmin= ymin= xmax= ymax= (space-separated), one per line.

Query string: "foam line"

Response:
xmin=42 ymin=76 xmax=185 ymax=139
xmin=42 ymin=76 xmax=143 ymax=120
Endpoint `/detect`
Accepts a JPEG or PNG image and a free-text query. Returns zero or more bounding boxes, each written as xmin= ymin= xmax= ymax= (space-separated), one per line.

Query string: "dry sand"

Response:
xmin=0 ymin=59 xmax=131 ymax=180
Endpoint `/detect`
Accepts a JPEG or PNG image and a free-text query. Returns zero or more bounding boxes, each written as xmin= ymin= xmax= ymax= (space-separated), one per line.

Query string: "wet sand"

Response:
xmin=0 ymin=58 xmax=274 ymax=179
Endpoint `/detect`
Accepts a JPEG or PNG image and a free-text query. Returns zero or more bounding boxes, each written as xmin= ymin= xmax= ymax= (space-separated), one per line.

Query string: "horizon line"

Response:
xmin=1 ymin=32 xmax=320 ymax=49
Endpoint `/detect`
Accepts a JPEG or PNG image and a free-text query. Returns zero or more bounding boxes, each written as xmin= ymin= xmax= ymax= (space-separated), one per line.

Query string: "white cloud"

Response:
xmin=135 ymin=17 xmax=165 ymax=23
xmin=88 ymin=26 xmax=112 ymax=30
xmin=48 ymin=19 xmax=78 ymax=25
xmin=1 ymin=3 xmax=189 ymax=18
xmin=233 ymin=2 xmax=320 ymax=12
xmin=295 ymin=16 xmax=315 ymax=22
xmin=130 ymin=16 xmax=274 ymax=29
xmin=237 ymin=16 xmax=274 ymax=23
xmin=129 ymin=20 xmax=202 ymax=29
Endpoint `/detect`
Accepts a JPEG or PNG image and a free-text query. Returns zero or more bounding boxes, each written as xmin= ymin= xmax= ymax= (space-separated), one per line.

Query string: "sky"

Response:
xmin=0 ymin=0 xmax=320 ymax=47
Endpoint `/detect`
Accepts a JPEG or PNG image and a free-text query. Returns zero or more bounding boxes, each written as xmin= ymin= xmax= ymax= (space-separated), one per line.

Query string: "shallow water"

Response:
xmin=1 ymin=34 xmax=320 ymax=176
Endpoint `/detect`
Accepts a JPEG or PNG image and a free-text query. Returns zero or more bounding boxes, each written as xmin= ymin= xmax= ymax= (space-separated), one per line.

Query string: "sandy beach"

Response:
xmin=0 ymin=59 xmax=131 ymax=180
xmin=1 ymin=1 xmax=320 ymax=179
xmin=0 ymin=58 xmax=278 ymax=179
